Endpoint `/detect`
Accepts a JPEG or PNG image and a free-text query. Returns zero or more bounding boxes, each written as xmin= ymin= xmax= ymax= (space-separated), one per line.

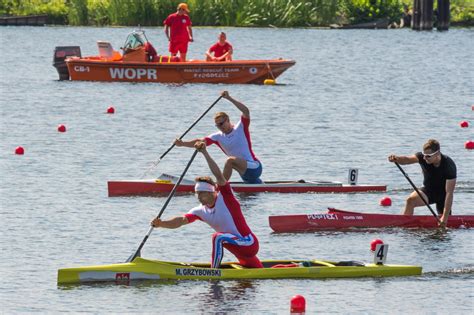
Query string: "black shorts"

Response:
xmin=420 ymin=187 xmax=449 ymax=215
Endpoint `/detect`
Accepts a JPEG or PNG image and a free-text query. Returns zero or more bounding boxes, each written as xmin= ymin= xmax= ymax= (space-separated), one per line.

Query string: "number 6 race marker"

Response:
xmin=348 ymin=168 xmax=359 ymax=185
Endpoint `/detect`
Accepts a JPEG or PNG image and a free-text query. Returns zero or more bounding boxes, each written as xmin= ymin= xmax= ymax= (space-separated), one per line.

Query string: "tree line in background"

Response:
xmin=1 ymin=0 xmax=473 ymax=26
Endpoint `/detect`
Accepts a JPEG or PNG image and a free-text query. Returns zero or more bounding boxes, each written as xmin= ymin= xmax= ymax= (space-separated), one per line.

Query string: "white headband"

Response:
xmin=194 ymin=181 xmax=216 ymax=192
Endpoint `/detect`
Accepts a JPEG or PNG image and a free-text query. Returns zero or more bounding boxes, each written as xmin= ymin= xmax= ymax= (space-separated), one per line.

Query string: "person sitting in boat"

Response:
xmin=174 ymin=91 xmax=263 ymax=184
xmin=205 ymin=32 xmax=233 ymax=61
xmin=144 ymin=41 xmax=158 ymax=62
xmin=388 ymin=139 xmax=457 ymax=227
xmin=151 ymin=141 xmax=263 ymax=269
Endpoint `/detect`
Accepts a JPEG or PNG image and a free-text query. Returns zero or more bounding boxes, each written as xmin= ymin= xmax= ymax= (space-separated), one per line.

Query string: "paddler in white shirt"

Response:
xmin=151 ymin=141 xmax=263 ymax=268
xmin=174 ymin=91 xmax=263 ymax=184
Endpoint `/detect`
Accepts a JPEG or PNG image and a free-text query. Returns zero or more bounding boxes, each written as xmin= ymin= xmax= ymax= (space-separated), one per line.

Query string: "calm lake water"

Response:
xmin=1 ymin=26 xmax=473 ymax=313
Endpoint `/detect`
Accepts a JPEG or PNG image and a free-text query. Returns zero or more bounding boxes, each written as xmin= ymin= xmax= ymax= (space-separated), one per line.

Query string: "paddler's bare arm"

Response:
xmin=388 ymin=154 xmax=418 ymax=165
xmin=439 ymin=178 xmax=456 ymax=228
xmin=221 ymin=91 xmax=250 ymax=119
xmin=151 ymin=216 xmax=189 ymax=229
xmin=195 ymin=141 xmax=226 ymax=186
xmin=174 ymin=138 xmax=203 ymax=148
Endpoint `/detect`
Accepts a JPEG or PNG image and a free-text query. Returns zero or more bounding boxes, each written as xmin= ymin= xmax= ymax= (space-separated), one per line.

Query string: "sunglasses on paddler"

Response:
xmin=215 ymin=120 xmax=226 ymax=127
xmin=422 ymin=150 xmax=439 ymax=158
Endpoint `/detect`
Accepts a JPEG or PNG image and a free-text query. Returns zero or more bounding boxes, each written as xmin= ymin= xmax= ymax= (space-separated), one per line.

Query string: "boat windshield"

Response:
xmin=122 ymin=31 xmax=147 ymax=51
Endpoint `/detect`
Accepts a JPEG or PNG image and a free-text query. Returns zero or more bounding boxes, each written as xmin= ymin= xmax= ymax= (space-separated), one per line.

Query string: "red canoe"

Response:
xmin=107 ymin=173 xmax=386 ymax=197
xmin=269 ymin=208 xmax=474 ymax=232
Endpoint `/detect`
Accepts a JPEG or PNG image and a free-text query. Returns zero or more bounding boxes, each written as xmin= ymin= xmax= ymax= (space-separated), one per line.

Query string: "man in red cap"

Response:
xmin=164 ymin=3 xmax=193 ymax=62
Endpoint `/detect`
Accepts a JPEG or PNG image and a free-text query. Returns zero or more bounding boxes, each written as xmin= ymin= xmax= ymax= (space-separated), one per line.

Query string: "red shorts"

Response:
xmin=224 ymin=243 xmax=263 ymax=268
xmin=169 ymin=39 xmax=189 ymax=54
xmin=219 ymin=233 xmax=263 ymax=268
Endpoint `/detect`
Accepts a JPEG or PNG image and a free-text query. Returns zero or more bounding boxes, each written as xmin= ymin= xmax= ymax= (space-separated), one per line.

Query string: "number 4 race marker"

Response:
xmin=373 ymin=244 xmax=389 ymax=265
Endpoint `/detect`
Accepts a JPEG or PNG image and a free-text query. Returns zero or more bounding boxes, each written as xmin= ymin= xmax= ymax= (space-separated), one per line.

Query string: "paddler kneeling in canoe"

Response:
xmin=151 ymin=141 xmax=263 ymax=269
xmin=388 ymin=139 xmax=457 ymax=228
xmin=175 ymin=91 xmax=263 ymax=184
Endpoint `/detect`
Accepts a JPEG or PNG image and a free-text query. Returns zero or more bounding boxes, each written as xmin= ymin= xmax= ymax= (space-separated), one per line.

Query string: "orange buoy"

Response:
xmin=379 ymin=196 xmax=392 ymax=207
xmin=370 ymin=239 xmax=384 ymax=252
xmin=57 ymin=124 xmax=67 ymax=132
xmin=15 ymin=146 xmax=24 ymax=155
xmin=107 ymin=106 xmax=115 ymax=114
xmin=290 ymin=295 xmax=306 ymax=314
xmin=460 ymin=121 xmax=469 ymax=128
xmin=465 ymin=140 xmax=474 ymax=150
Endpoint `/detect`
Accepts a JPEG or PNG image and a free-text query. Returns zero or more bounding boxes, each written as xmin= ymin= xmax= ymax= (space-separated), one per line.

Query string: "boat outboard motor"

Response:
xmin=53 ymin=46 xmax=81 ymax=80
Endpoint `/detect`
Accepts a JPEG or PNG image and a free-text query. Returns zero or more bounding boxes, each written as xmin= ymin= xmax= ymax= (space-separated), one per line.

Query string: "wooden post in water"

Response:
xmin=412 ymin=0 xmax=433 ymax=30
xmin=412 ymin=0 xmax=421 ymax=30
xmin=421 ymin=0 xmax=434 ymax=30
xmin=437 ymin=0 xmax=450 ymax=30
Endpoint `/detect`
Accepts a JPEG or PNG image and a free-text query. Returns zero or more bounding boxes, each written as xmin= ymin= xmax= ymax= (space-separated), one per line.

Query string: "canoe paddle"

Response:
xmin=127 ymin=149 xmax=199 ymax=263
xmin=141 ymin=95 xmax=223 ymax=178
xmin=394 ymin=162 xmax=441 ymax=224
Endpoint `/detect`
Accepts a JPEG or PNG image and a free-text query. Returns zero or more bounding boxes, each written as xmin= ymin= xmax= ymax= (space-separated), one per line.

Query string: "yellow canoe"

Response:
xmin=58 ymin=257 xmax=422 ymax=284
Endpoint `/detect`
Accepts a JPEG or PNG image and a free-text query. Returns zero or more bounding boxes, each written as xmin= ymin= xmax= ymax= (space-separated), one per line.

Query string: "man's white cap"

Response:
xmin=194 ymin=181 xmax=216 ymax=192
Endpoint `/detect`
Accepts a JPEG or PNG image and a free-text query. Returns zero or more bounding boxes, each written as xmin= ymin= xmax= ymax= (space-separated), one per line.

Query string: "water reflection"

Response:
xmin=410 ymin=228 xmax=451 ymax=241
xmin=57 ymin=279 xmax=180 ymax=290
xmin=270 ymin=227 xmax=456 ymax=238
xmin=198 ymin=280 xmax=257 ymax=314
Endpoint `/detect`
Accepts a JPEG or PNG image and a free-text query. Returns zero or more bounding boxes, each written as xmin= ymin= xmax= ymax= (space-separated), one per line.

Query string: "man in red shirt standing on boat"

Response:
xmin=175 ymin=91 xmax=263 ymax=184
xmin=151 ymin=141 xmax=263 ymax=269
xmin=164 ymin=3 xmax=193 ymax=62
xmin=206 ymin=32 xmax=233 ymax=61
xmin=388 ymin=139 xmax=457 ymax=227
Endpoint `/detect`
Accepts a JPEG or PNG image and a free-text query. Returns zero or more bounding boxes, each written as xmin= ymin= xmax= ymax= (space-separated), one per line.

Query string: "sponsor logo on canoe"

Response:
xmin=307 ymin=213 xmax=339 ymax=220
xmin=155 ymin=179 xmax=172 ymax=184
xmin=109 ymin=68 xmax=157 ymax=80
xmin=115 ymin=272 xmax=130 ymax=281
xmin=74 ymin=65 xmax=90 ymax=72
xmin=342 ymin=215 xmax=363 ymax=220
xmin=176 ymin=268 xmax=222 ymax=277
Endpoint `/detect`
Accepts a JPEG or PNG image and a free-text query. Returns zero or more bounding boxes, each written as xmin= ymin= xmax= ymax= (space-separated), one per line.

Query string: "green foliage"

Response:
xmin=0 ymin=0 xmax=472 ymax=26
xmin=187 ymin=0 xmax=340 ymax=27
xmin=86 ymin=0 xmax=110 ymax=25
xmin=341 ymin=0 xmax=403 ymax=24
xmin=0 ymin=0 xmax=68 ymax=24
xmin=68 ymin=0 xmax=88 ymax=25
xmin=450 ymin=0 xmax=474 ymax=23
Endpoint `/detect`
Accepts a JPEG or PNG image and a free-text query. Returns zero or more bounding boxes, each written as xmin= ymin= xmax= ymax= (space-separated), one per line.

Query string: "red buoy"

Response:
xmin=379 ymin=196 xmax=392 ymax=207
xmin=57 ymin=124 xmax=67 ymax=132
xmin=460 ymin=121 xmax=469 ymax=128
xmin=290 ymin=295 xmax=306 ymax=313
xmin=107 ymin=106 xmax=115 ymax=114
xmin=15 ymin=146 xmax=24 ymax=155
xmin=370 ymin=239 xmax=384 ymax=252
xmin=465 ymin=140 xmax=474 ymax=150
